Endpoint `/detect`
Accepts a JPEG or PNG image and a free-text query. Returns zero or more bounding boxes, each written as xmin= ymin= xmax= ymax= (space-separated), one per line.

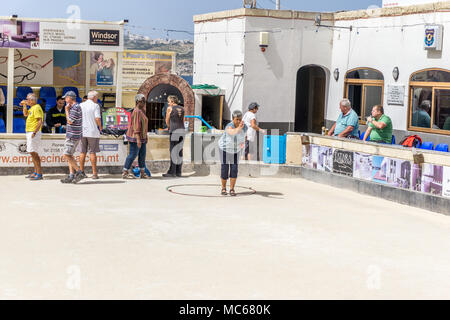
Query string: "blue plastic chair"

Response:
xmin=40 ymin=87 xmax=57 ymax=99
xmin=360 ymin=131 xmax=370 ymax=141
xmin=420 ymin=142 xmax=434 ymax=150
xmin=0 ymin=86 xmax=7 ymax=104
xmin=16 ymin=87 xmax=33 ymax=100
xmin=13 ymin=118 xmax=26 ymax=133
xmin=0 ymin=118 xmax=6 ymax=133
xmin=39 ymin=98 xmax=57 ymax=111
xmin=435 ymin=144 xmax=449 ymax=152
xmin=391 ymin=135 xmax=396 ymax=145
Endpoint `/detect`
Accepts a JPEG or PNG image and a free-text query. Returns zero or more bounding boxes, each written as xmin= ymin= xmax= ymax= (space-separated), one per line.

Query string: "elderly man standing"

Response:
xmin=61 ymin=91 xmax=85 ymax=184
xmin=21 ymin=93 xmax=44 ymax=181
xmin=79 ymin=91 xmax=102 ymax=179
xmin=328 ymin=99 xmax=359 ymax=139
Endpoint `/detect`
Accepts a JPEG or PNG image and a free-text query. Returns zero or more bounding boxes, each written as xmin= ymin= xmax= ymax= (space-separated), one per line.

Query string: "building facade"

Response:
xmin=193 ymin=2 xmax=450 ymax=143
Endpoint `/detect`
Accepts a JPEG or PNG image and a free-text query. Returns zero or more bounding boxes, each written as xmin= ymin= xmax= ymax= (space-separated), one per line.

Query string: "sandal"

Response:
xmin=26 ymin=172 xmax=37 ymax=179
xmin=221 ymin=188 xmax=228 ymax=196
xmin=229 ymin=189 xmax=236 ymax=197
xmin=30 ymin=174 xmax=43 ymax=181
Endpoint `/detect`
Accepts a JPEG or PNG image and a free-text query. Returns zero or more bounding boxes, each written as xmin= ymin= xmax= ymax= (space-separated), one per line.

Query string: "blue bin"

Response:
xmin=263 ymin=135 xmax=286 ymax=164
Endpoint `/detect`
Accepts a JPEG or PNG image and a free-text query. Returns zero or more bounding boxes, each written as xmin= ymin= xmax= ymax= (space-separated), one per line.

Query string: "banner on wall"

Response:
xmin=421 ymin=163 xmax=443 ymax=196
xmin=0 ymin=139 xmax=126 ymax=168
xmin=371 ymin=156 xmax=388 ymax=184
xmin=317 ymin=146 xmax=333 ymax=172
xmin=53 ymin=50 xmax=86 ymax=86
xmin=0 ymin=48 xmax=53 ymax=85
xmin=332 ymin=149 xmax=354 ymax=177
xmin=122 ymin=50 xmax=174 ymax=89
xmin=353 ymin=152 xmax=373 ymax=181
xmin=411 ymin=163 xmax=422 ymax=192
xmin=90 ymin=51 xmax=117 ymax=86
xmin=443 ymin=166 xmax=450 ymax=198
xmin=0 ymin=20 xmax=123 ymax=52
xmin=386 ymin=158 xmax=411 ymax=190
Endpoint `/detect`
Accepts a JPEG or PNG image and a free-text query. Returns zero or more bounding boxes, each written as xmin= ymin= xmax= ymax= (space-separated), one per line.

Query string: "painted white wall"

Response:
xmin=193 ymin=18 xmax=246 ymax=120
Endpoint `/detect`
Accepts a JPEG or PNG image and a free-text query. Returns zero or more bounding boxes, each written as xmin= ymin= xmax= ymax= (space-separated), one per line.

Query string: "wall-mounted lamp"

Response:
xmin=393 ymin=67 xmax=399 ymax=81
xmin=334 ymin=68 xmax=340 ymax=81
xmin=260 ymin=32 xmax=269 ymax=53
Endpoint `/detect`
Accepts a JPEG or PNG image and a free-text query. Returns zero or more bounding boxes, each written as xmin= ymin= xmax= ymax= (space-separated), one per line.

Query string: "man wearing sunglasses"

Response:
xmin=21 ymin=93 xmax=44 ymax=181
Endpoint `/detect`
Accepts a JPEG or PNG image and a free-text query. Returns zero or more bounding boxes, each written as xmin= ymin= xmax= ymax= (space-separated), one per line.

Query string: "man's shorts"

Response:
xmin=80 ymin=137 xmax=100 ymax=154
xmin=26 ymin=131 xmax=42 ymax=153
xmin=64 ymin=138 xmax=81 ymax=156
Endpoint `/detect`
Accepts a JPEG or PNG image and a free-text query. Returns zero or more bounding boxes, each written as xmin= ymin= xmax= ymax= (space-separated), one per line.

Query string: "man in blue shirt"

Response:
xmin=328 ymin=99 xmax=359 ymax=138
xmin=411 ymin=100 xmax=431 ymax=128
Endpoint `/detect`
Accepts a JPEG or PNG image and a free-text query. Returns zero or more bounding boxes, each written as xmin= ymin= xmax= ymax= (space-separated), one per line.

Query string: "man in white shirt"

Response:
xmin=79 ymin=91 xmax=102 ymax=179
xmin=242 ymin=102 xmax=265 ymax=161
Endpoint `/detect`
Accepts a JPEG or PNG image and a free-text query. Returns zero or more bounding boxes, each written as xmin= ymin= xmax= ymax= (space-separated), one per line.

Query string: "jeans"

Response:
xmin=220 ymin=149 xmax=239 ymax=180
xmin=167 ymin=133 xmax=185 ymax=175
xmin=124 ymin=142 xmax=147 ymax=170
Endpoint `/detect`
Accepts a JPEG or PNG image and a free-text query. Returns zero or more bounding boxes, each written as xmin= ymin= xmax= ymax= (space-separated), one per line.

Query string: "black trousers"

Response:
xmin=220 ymin=149 xmax=239 ymax=180
xmin=168 ymin=133 xmax=185 ymax=175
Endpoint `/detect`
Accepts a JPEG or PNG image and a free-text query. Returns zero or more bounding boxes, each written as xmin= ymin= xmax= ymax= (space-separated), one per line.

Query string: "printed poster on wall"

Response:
xmin=421 ymin=163 xmax=444 ymax=196
xmin=102 ymin=107 xmax=131 ymax=130
xmin=386 ymin=158 xmax=411 ymax=190
xmin=443 ymin=166 xmax=450 ymax=198
xmin=311 ymin=145 xmax=320 ymax=170
xmin=411 ymin=164 xmax=422 ymax=192
xmin=0 ymin=48 xmax=53 ymax=85
xmin=90 ymin=51 xmax=117 ymax=86
xmin=0 ymin=20 xmax=40 ymax=49
xmin=0 ymin=139 xmax=126 ymax=168
xmin=372 ymin=156 xmax=388 ymax=184
xmin=353 ymin=152 xmax=373 ymax=181
xmin=332 ymin=149 xmax=354 ymax=177
xmin=302 ymin=144 xmax=312 ymax=169
xmin=317 ymin=146 xmax=333 ymax=172
xmin=122 ymin=50 xmax=174 ymax=89
xmin=53 ymin=50 xmax=86 ymax=86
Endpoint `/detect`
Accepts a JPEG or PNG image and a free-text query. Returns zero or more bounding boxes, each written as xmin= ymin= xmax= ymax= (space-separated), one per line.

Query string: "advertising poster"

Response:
xmin=317 ymin=146 xmax=333 ymax=172
xmin=311 ymin=145 xmax=319 ymax=170
xmin=102 ymin=107 xmax=131 ymax=130
xmin=301 ymin=144 xmax=312 ymax=169
xmin=0 ymin=139 xmax=126 ymax=168
xmin=443 ymin=166 xmax=450 ymax=198
xmin=332 ymin=149 xmax=354 ymax=177
xmin=411 ymin=164 xmax=422 ymax=192
xmin=53 ymin=50 xmax=86 ymax=86
xmin=421 ymin=163 xmax=443 ymax=196
xmin=0 ymin=20 xmax=40 ymax=49
xmin=0 ymin=48 xmax=53 ymax=85
xmin=386 ymin=158 xmax=411 ymax=189
xmin=90 ymin=51 xmax=117 ymax=86
xmin=353 ymin=152 xmax=373 ymax=181
xmin=371 ymin=156 xmax=388 ymax=184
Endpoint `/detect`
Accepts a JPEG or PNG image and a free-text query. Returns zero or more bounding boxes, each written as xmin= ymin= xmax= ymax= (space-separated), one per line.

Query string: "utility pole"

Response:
xmin=276 ymin=0 xmax=280 ymax=10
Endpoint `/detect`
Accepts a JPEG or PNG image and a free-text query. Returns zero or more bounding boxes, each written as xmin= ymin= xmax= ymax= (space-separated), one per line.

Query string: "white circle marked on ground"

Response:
xmin=167 ymin=184 xmax=256 ymax=198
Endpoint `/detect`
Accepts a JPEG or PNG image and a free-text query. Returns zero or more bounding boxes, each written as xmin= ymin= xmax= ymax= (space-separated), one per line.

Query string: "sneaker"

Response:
xmin=80 ymin=171 xmax=88 ymax=179
xmin=73 ymin=171 xmax=86 ymax=184
xmin=30 ymin=174 xmax=43 ymax=181
xmin=61 ymin=175 xmax=75 ymax=184
xmin=122 ymin=171 xmax=136 ymax=179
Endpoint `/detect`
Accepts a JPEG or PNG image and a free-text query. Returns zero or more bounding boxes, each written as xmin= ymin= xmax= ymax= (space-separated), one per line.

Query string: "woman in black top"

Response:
xmin=163 ymin=95 xmax=185 ymax=177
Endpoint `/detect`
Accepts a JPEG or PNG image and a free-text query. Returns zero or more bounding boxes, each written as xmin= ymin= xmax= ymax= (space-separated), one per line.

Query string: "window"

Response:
xmin=409 ymin=69 xmax=450 ymax=134
xmin=344 ymin=68 xmax=384 ymax=123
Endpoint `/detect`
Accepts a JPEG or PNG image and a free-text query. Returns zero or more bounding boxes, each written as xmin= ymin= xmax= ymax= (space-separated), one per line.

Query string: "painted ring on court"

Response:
xmin=166 ymin=184 xmax=257 ymax=198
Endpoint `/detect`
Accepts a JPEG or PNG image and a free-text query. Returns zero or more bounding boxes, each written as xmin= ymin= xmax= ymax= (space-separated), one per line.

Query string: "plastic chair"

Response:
xmin=13 ymin=117 xmax=26 ymax=133
xmin=0 ymin=118 xmax=6 ymax=133
xmin=39 ymin=98 xmax=56 ymax=111
xmin=420 ymin=142 xmax=434 ymax=150
xmin=435 ymin=144 xmax=449 ymax=152
xmin=360 ymin=131 xmax=370 ymax=141
xmin=0 ymin=86 xmax=7 ymax=103
xmin=40 ymin=87 xmax=57 ymax=99
xmin=16 ymin=87 xmax=33 ymax=100
xmin=391 ymin=135 xmax=396 ymax=145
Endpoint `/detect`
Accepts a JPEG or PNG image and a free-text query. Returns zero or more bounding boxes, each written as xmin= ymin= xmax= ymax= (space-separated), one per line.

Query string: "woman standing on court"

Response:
xmin=122 ymin=94 xmax=150 ymax=179
xmin=218 ymin=110 xmax=248 ymax=196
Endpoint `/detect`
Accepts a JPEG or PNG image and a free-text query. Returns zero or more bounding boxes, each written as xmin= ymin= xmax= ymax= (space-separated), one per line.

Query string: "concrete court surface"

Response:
xmin=0 ymin=173 xmax=450 ymax=300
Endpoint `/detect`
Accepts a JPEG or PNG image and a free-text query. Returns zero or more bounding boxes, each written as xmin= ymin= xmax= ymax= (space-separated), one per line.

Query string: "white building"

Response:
xmin=193 ymin=2 xmax=450 ymax=143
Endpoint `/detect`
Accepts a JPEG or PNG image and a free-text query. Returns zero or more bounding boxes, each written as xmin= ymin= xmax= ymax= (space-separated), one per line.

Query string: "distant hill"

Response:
xmin=125 ymin=33 xmax=193 ymax=76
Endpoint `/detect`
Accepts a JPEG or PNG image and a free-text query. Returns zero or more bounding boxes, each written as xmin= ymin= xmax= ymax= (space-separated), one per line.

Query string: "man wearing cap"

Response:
xmin=61 ymin=91 xmax=85 ymax=184
xmin=242 ymin=102 xmax=265 ymax=161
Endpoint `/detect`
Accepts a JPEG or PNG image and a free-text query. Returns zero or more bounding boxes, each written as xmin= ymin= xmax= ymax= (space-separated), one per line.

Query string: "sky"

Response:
xmin=2 ymin=0 xmax=383 ymax=39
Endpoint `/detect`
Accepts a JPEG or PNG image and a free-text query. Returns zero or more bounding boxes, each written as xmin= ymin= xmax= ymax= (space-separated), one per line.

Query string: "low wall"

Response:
xmin=286 ymin=132 xmax=450 ymax=205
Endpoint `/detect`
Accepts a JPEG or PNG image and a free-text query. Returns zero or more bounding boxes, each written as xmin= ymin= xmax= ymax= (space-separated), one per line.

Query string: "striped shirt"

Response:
xmin=126 ymin=108 xmax=148 ymax=143
xmin=66 ymin=103 xmax=83 ymax=140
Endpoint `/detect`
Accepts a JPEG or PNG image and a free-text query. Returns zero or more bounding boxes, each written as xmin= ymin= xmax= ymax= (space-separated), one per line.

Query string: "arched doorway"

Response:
xmin=294 ymin=66 xmax=327 ymax=134
xmin=138 ymin=73 xmax=194 ymax=131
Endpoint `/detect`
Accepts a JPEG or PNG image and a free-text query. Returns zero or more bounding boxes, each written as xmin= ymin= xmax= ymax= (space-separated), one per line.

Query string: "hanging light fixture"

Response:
xmin=333 ymin=68 xmax=340 ymax=81
xmin=393 ymin=67 xmax=399 ymax=81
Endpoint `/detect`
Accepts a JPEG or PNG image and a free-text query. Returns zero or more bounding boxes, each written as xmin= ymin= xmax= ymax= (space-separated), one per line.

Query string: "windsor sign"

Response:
xmin=90 ymin=29 xmax=120 ymax=46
